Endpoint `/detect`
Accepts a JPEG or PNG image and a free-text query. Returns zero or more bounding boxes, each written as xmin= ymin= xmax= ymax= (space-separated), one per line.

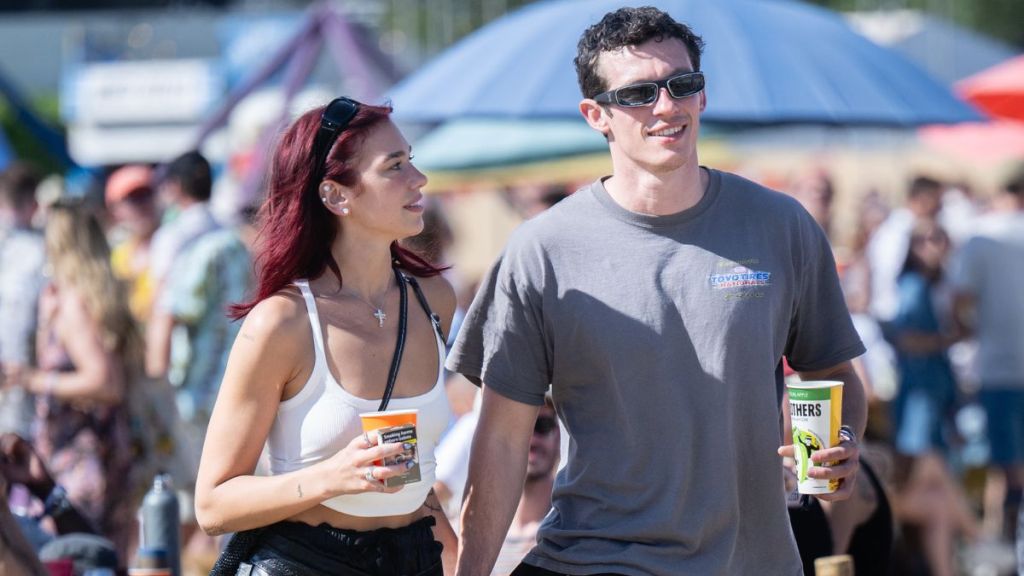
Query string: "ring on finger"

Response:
xmin=362 ymin=432 xmax=371 ymax=447
xmin=364 ymin=468 xmax=375 ymax=483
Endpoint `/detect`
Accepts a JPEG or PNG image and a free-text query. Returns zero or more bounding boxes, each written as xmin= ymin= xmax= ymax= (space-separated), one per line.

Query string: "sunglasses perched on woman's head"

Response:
xmin=593 ymin=71 xmax=705 ymax=107
xmin=311 ymin=97 xmax=360 ymax=177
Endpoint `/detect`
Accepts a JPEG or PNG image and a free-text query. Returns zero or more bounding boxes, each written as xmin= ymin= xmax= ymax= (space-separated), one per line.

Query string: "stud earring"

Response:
xmin=341 ymin=207 xmax=350 ymax=215
xmin=321 ymin=197 xmax=328 ymax=203
xmin=321 ymin=184 xmax=331 ymax=193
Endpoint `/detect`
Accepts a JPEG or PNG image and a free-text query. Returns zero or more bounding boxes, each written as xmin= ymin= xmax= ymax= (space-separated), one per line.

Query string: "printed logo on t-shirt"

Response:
xmin=709 ymin=259 xmax=772 ymax=300
xmin=709 ymin=265 xmax=771 ymax=289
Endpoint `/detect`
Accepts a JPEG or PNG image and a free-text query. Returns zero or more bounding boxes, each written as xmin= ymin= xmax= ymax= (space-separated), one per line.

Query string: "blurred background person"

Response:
xmin=0 ymin=467 xmax=47 ymax=576
xmin=842 ymin=190 xmax=900 ymax=411
xmin=5 ymin=199 xmax=145 ymax=564
xmin=841 ymin=190 xmax=889 ymax=318
xmin=105 ymin=164 xmax=162 ymax=325
xmin=144 ymin=150 xmax=251 ymax=563
xmin=402 ymin=197 xmax=454 ymax=267
xmin=888 ymin=218 xmax=978 ymax=576
xmin=503 ymin=184 xmax=569 ymax=221
xmin=0 ymin=432 xmax=125 ymax=575
xmin=952 ymin=164 xmax=1024 ymax=554
xmin=786 ymin=165 xmax=835 ymax=241
xmin=0 ymin=163 xmax=46 ymax=441
xmin=868 ymin=175 xmax=945 ymax=325
xmin=1 ymin=432 xmax=101 ymax=543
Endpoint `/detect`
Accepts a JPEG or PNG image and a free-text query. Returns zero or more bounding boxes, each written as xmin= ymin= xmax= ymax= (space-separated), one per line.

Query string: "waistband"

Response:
xmin=264 ymin=515 xmax=437 ymax=552
xmin=259 ymin=516 xmax=441 ymax=575
xmin=211 ymin=516 xmax=441 ymax=576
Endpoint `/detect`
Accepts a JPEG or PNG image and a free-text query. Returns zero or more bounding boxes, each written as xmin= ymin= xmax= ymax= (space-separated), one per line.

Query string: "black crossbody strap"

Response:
xmin=378 ymin=266 xmax=408 ymax=412
xmin=405 ymin=275 xmax=445 ymax=343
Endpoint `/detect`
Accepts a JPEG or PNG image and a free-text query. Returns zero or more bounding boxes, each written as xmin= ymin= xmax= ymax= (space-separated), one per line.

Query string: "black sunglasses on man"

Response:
xmin=593 ymin=71 xmax=705 ymax=108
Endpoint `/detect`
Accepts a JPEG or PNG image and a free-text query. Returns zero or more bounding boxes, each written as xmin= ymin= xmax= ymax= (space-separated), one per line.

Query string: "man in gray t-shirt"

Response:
xmin=952 ymin=165 xmax=1024 ymax=547
xmin=446 ymin=8 xmax=867 ymax=576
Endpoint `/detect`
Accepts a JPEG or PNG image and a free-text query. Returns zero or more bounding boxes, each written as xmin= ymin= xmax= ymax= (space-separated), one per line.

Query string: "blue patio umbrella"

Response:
xmin=387 ymin=0 xmax=981 ymax=126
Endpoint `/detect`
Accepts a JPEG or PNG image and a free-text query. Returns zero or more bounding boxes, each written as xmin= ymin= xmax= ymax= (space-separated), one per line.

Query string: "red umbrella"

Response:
xmin=919 ymin=119 xmax=1024 ymax=165
xmin=956 ymin=54 xmax=1024 ymax=122
xmin=919 ymin=54 xmax=1024 ymax=164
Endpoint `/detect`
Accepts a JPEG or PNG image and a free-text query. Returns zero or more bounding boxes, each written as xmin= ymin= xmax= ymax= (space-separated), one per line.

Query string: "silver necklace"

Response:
xmin=340 ymin=284 xmax=391 ymax=328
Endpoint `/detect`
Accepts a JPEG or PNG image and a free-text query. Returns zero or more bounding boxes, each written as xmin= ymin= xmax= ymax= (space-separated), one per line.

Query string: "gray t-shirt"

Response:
xmin=447 ymin=169 xmax=865 ymax=576
xmin=950 ymin=212 xmax=1024 ymax=387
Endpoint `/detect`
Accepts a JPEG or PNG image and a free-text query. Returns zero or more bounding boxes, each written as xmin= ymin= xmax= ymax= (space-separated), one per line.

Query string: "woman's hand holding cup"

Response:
xmin=322 ymin=432 xmax=412 ymax=495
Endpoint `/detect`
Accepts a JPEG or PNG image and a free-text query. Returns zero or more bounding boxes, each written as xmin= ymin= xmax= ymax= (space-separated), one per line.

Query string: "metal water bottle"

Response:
xmin=0 ymin=386 xmax=35 ymax=438
xmin=139 ymin=473 xmax=180 ymax=576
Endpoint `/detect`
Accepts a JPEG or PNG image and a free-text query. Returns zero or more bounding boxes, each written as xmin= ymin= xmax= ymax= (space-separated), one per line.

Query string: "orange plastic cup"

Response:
xmin=359 ymin=409 xmax=418 ymax=437
xmin=360 ymin=409 xmax=421 ymax=486
xmin=360 ymin=409 xmax=418 ymax=470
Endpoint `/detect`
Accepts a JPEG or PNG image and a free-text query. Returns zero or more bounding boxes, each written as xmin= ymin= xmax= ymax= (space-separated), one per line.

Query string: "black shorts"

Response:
xmin=215 ymin=516 xmax=443 ymax=576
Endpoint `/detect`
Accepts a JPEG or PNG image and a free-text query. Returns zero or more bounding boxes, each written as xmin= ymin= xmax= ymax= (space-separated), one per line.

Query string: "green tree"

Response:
xmin=807 ymin=0 xmax=1024 ymax=47
xmin=0 ymin=96 xmax=65 ymax=175
xmin=379 ymin=0 xmax=535 ymax=63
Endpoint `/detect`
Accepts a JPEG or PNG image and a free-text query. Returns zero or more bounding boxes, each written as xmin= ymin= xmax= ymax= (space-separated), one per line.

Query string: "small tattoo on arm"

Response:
xmin=241 ymin=332 xmax=255 ymax=341
xmin=423 ymin=488 xmax=443 ymax=513
xmin=297 ymin=484 xmax=303 ymax=498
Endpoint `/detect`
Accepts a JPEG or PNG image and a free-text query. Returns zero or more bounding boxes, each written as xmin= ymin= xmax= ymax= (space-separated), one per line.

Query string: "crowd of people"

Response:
xmin=0 ymin=5 xmax=1022 ymax=576
xmin=0 ymin=151 xmax=251 ymax=574
xmin=784 ymin=165 xmax=1024 ymax=576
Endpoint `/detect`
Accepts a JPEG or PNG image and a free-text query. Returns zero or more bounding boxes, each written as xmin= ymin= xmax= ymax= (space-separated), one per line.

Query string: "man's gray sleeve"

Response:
xmin=446 ymin=244 xmax=550 ymax=407
xmin=785 ymin=213 xmax=865 ymax=371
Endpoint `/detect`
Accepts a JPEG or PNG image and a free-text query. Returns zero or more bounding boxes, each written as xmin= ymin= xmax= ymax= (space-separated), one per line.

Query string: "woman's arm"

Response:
xmin=194 ymin=292 xmax=410 ymax=535
xmin=23 ymin=289 xmax=124 ymax=405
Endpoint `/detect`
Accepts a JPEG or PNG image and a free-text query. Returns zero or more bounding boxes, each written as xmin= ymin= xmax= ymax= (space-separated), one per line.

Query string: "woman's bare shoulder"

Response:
xmin=412 ymin=274 xmax=456 ymax=328
xmin=239 ymin=287 xmax=311 ymax=349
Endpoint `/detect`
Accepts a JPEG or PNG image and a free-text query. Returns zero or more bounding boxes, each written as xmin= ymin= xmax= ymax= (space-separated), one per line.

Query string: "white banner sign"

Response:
xmin=67 ymin=59 xmax=222 ymax=124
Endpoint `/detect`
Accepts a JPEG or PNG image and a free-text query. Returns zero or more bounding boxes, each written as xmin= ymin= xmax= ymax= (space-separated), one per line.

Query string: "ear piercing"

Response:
xmin=320 ymin=191 xmax=349 ymax=214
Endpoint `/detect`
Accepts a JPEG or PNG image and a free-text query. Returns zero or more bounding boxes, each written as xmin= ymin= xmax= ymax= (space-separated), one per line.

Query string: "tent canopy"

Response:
xmin=957 ymin=54 xmax=1024 ymax=122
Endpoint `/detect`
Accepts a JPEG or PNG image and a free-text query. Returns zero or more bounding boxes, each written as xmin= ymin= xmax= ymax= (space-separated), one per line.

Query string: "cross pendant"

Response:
xmin=373 ymin=309 xmax=387 ymax=328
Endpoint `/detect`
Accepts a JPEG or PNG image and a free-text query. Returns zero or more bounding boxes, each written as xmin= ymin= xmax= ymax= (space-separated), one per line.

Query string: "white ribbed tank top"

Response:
xmin=266 ymin=279 xmax=450 ymax=517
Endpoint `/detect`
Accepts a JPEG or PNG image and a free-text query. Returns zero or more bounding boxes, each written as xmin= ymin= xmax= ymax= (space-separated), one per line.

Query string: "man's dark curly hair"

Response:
xmin=575 ymin=6 xmax=705 ymax=100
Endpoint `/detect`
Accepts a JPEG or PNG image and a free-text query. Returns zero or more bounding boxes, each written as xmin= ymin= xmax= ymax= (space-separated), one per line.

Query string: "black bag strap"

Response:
xmin=405 ymin=275 xmax=446 ymax=343
xmin=378 ymin=266 xmax=408 ymax=412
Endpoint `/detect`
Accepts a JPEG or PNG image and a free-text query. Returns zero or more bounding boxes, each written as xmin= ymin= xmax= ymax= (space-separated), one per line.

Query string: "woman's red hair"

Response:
xmin=230 ymin=101 xmax=445 ymax=319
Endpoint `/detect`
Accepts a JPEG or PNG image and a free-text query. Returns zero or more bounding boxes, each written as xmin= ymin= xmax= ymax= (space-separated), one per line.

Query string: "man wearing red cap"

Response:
xmin=105 ymin=165 xmax=161 ymax=324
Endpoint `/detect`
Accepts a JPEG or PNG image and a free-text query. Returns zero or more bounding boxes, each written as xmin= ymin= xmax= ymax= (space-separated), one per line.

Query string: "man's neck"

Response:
xmin=604 ymin=162 xmax=707 ymax=216
xmin=177 ymin=196 xmax=202 ymax=211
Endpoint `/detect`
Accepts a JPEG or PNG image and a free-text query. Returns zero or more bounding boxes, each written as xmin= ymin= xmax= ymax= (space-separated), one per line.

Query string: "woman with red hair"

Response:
xmin=197 ymin=98 xmax=457 ymax=575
